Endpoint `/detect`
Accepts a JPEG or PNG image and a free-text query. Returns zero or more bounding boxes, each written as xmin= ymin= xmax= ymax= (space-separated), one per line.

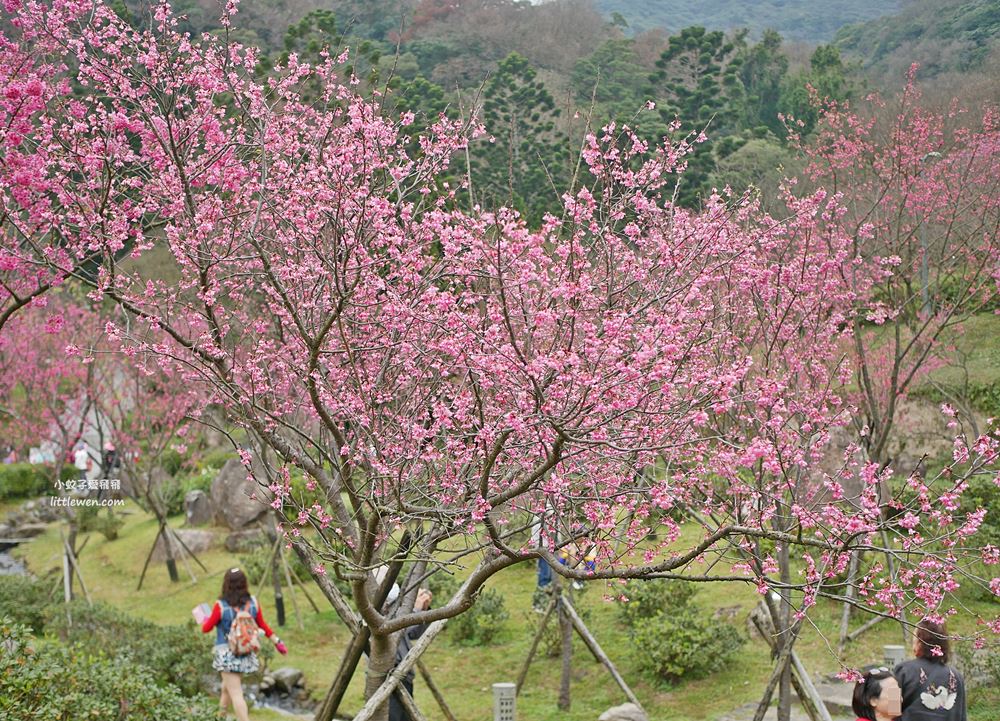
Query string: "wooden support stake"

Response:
xmin=279 ymin=543 xmax=305 ymax=631
xmin=286 ymin=561 xmax=322 ymax=613
xmin=63 ymin=536 xmax=92 ymax=605
xmin=562 ymin=595 xmax=644 ymax=713
xmin=417 ymin=659 xmax=457 ymax=721
xmin=751 ymin=613 xmax=830 ymax=721
xmin=557 ymin=595 xmax=572 ymax=711
xmin=395 ymin=687 xmax=428 ymax=721
xmin=516 ymin=596 xmax=556 ymax=695
xmin=168 ymin=525 xmax=209 ymax=573
xmin=135 ymin=524 xmax=162 ymax=591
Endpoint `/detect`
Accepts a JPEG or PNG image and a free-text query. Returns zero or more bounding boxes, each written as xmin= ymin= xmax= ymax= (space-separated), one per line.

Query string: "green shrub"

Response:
xmin=0 ymin=463 xmax=52 ymax=500
xmin=448 ymin=586 xmax=509 ymax=646
xmin=160 ymin=469 xmax=214 ymax=517
xmin=424 ymin=569 xmax=460 ymax=600
xmin=199 ymin=447 xmax=236 ymax=470
xmin=45 ymin=601 xmax=213 ymax=696
xmin=238 ymin=543 xmax=310 ymax=586
xmin=616 ymin=578 xmax=698 ymax=628
xmin=158 ymin=448 xmax=185 ymax=477
xmin=77 ymin=506 xmax=125 ymax=540
xmin=0 ymin=618 xmax=215 ymax=721
xmin=616 ymin=579 xmax=744 ymax=684
xmin=0 ymin=575 xmax=53 ymax=633
xmin=630 ymin=607 xmax=744 ymax=684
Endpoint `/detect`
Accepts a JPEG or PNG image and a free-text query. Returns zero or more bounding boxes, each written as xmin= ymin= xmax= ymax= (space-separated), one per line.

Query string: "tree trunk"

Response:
xmin=778 ymin=539 xmax=792 ymax=721
xmin=365 ymin=632 xmax=396 ymax=721
xmin=558 ymin=597 xmax=572 ymax=711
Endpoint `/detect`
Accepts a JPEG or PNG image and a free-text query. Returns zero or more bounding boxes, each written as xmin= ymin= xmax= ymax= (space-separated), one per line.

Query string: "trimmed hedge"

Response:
xmin=0 ymin=618 xmax=216 ymax=721
xmin=0 ymin=463 xmax=54 ymax=500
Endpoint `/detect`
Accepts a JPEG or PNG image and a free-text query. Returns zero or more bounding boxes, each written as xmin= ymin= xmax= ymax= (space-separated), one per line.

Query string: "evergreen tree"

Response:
xmin=648 ymin=26 xmax=746 ymax=207
xmin=735 ymin=29 xmax=789 ymax=136
xmin=472 ymin=53 xmax=568 ymax=224
xmin=778 ymin=44 xmax=852 ymax=134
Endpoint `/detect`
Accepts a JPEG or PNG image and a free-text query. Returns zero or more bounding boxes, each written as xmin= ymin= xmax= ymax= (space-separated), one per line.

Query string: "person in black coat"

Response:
xmin=388 ymin=587 xmax=433 ymax=721
xmin=893 ymin=620 xmax=967 ymax=721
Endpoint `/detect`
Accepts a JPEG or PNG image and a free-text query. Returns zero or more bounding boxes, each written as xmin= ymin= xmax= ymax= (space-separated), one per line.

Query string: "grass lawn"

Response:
xmin=11 ymin=499 xmax=1000 ymax=721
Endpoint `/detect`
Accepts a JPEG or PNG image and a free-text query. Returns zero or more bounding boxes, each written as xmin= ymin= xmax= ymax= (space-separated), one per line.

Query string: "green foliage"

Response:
xmin=911 ymin=381 xmax=1000 ymax=425
xmin=160 ymin=469 xmax=214 ymax=517
xmin=648 ymin=26 xmax=748 ymax=206
xmin=595 ymin=0 xmax=895 ymax=42
xmin=448 ymin=586 xmax=509 ymax=646
xmin=960 ymin=472 xmax=1000 ymax=548
xmin=778 ymin=44 xmax=852 ymax=134
xmin=158 ymin=447 xmax=184 ymax=477
xmin=77 ymin=505 xmax=125 ymax=541
xmin=471 ymin=53 xmax=569 ymax=224
xmin=200 ymin=447 xmax=236 ymax=471
xmin=630 ymin=607 xmax=745 ymax=684
xmin=0 ymin=575 xmax=53 ymax=633
xmin=45 ymin=601 xmax=213 ymax=697
xmin=0 ymin=618 xmax=215 ymax=721
xmin=616 ymin=578 xmax=698 ymax=627
xmin=0 ymin=463 xmax=53 ymax=500
xmin=617 ymin=579 xmax=744 ymax=683
xmin=734 ymin=29 xmax=789 ymax=136
xmin=836 ymin=0 xmax=1000 ymax=76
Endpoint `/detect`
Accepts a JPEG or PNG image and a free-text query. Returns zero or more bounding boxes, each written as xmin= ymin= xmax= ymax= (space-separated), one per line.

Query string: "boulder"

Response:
xmin=119 ymin=465 xmax=170 ymax=500
xmin=259 ymin=674 xmax=276 ymax=693
xmin=28 ymin=497 xmax=61 ymax=523
xmin=15 ymin=523 xmax=50 ymax=538
xmin=271 ymin=667 xmax=304 ymax=694
xmin=598 ymin=703 xmax=648 ymax=721
xmin=211 ymin=458 xmax=270 ymax=530
xmin=151 ymin=529 xmax=217 ymax=562
xmin=184 ymin=490 xmax=215 ymax=527
xmin=224 ymin=527 xmax=268 ymax=553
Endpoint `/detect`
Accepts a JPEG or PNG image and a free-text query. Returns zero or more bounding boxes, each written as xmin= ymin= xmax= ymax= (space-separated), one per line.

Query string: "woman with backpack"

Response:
xmin=201 ymin=567 xmax=288 ymax=721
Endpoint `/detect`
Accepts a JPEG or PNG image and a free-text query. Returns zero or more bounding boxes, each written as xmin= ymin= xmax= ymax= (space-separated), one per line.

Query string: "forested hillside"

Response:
xmin=836 ymin=0 xmax=1000 ymax=79
xmin=594 ymin=0 xmax=898 ymax=41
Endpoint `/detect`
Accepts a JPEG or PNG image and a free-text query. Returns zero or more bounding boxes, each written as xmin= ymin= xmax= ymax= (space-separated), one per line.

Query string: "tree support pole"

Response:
xmin=516 ymin=596 xmax=556 ymax=695
xmin=562 ymin=595 xmax=644 ymax=713
xmin=416 ymin=659 xmax=457 ymax=721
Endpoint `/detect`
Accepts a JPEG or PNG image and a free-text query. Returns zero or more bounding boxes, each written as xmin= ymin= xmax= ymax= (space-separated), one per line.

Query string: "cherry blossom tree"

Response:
xmin=3 ymin=4 xmax=998 ymax=721
xmin=788 ymin=71 xmax=1000 ymax=659
xmin=0 ymin=295 xmax=97 ymax=472
xmin=792 ymin=72 xmax=1000 ymax=470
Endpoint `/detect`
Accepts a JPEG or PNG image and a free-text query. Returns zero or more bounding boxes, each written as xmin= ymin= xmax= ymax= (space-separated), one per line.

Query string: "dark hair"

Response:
xmin=915 ymin=619 xmax=950 ymax=664
xmin=852 ymin=669 xmax=894 ymax=721
xmin=220 ymin=567 xmax=251 ymax=608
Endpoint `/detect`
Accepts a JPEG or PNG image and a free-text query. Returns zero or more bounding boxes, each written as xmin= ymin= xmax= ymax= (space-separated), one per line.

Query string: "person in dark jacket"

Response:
xmin=893 ymin=620 xmax=967 ymax=721
xmin=388 ymin=587 xmax=433 ymax=721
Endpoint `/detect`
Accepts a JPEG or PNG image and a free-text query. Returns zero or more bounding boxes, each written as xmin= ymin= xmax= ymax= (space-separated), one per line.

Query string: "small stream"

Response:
xmin=0 ymin=540 xmax=27 ymax=576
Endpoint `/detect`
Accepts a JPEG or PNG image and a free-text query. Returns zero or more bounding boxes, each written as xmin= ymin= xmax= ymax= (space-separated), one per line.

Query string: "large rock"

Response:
xmin=271 ymin=667 xmax=304 ymax=694
xmin=151 ymin=529 xmax=217 ymax=562
xmin=224 ymin=527 xmax=268 ymax=553
xmin=598 ymin=703 xmax=648 ymax=721
xmin=211 ymin=458 xmax=270 ymax=530
xmin=14 ymin=523 xmax=49 ymax=539
xmin=119 ymin=465 xmax=170 ymax=501
xmin=184 ymin=490 xmax=215 ymax=527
